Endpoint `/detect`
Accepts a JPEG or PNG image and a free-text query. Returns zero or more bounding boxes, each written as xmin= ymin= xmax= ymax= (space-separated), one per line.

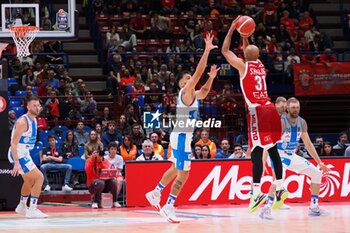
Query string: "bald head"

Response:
xmin=244 ymin=45 xmax=259 ymax=61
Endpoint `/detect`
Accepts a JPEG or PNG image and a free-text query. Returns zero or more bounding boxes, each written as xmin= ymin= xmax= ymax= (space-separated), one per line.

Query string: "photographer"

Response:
xmin=85 ymin=149 xmax=119 ymax=209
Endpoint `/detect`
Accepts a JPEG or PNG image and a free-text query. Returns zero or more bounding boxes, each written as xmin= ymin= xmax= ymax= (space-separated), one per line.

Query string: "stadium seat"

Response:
xmin=10 ymin=107 xmax=26 ymax=117
xmin=8 ymin=91 xmax=12 ymax=96
xmin=30 ymin=141 xmax=44 ymax=166
xmin=138 ymin=95 xmax=145 ymax=108
xmin=78 ymin=145 xmax=85 ymax=157
xmin=9 ymin=99 xmax=22 ymax=108
xmin=15 ymin=90 xmax=27 ymax=96
xmin=39 ymin=130 xmax=53 ymax=147
xmin=32 ymin=86 xmax=38 ymax=94
xmin=52 ymin=125 xmax=69 ymax=136
xmin=67 ymin=157 xmax=86 ymax=172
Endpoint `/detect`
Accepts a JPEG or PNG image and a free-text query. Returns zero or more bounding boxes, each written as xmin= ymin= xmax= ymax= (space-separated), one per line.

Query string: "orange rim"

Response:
xmin=9 ymin=26 xmax=39 ymax=39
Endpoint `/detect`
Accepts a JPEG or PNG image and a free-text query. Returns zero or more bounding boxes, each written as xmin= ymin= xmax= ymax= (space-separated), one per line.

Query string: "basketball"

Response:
xmin=236 ymin=16 xmax=256 ymax=37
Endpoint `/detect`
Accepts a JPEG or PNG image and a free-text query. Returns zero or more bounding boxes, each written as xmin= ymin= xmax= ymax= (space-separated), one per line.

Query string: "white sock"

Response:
xmin=252 ymin=183 xmax=260 ymax=195
xmin=310 ymin=195 xmax=319 ymax=209
xmin=29 ymin=196 xmax=38 ymax=210
xmin=20 ymin=195 xmax=29 ymax=206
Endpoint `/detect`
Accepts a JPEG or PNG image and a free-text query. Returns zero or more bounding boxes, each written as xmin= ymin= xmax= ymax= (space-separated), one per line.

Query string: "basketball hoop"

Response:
xmin=9 ymin=26 xmax=39 ymax=58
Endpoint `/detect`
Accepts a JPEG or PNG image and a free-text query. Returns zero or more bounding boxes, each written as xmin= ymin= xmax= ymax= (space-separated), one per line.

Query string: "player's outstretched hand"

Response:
xmin=204 ymin=33 xmax=218 ymax=51
xmin=207 ymin=64 xmax=220 ymax=79
xmin=230 ymin=15 xmax=241 ymax=31
xmin=319 ymin=162 xmax=330 ymax=173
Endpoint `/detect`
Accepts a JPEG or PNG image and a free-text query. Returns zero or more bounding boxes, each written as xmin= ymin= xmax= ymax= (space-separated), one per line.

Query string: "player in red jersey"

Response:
xmin=222 ymin=16 xmax=288 ymax=217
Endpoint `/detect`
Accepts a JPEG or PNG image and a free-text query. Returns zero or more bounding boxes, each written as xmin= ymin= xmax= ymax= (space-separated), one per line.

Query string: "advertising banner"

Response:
xmin=126 ymin=158 xmax=350 ymax=207
xmin=293 ymin=62 xmax=350 ymax=96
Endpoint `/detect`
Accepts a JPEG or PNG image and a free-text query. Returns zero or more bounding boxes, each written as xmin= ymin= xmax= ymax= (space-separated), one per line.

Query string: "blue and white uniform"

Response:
xmin=169 ymin=88 xmax=200 ymax=171
xmin=277 ymin=115 xmax=314 ymax=173
xmin=8 ymin=114 xmax=37 ymax=174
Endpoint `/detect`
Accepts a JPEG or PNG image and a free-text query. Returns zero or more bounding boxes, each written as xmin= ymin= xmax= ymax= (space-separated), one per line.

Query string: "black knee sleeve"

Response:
xmin=251 ymin=146 xmax=263 ymax=183
xmin=268 ymin=145 xmax=283 ymax=179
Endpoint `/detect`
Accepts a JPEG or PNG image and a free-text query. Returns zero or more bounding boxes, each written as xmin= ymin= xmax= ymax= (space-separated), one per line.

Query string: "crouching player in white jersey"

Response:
xmin=145 ymin=33 xmax=220 ymax=223
xmin=260 ymin=97 xmax=330 ymax=219
xmin=8 ymin=95 xmax=47 ymax=218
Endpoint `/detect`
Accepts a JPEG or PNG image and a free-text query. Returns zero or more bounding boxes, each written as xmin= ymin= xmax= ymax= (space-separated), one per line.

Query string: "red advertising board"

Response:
xmin=126 ymin=158 xmax=350 ymax=207
xmin=293 ymin=62 xmax=350 ymax=96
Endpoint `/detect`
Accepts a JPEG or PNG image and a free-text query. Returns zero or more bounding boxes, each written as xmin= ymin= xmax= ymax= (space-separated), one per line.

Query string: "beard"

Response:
xmin=289 ymin=112 xmax=299 ymax=119
xmin=28 ymin=109 xmax=40 ymax=117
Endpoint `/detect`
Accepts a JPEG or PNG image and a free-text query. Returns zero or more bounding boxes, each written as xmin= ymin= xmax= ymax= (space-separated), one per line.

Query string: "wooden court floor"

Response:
xmin=0 ymin=203 xmax=349 ymax=233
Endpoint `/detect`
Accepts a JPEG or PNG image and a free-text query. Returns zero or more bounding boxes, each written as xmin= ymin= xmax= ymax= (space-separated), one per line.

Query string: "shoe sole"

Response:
xmin=259 ymin=213 xmax=274 ymax=220
xmin=26 ymin=215 xmax=48 ymax=218
xmin=248 ymin=195 xmax=267 ymax=214
xmin=272 ymin=192 xmax=289 ymax=210
xmin=159 ymin=209 xmax=180 ymax=223
xmin=145 ymin=193 xmax=161 ymax=211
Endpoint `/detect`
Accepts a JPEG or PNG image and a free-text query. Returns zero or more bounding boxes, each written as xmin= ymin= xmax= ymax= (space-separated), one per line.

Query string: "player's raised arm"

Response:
xmin=301 ymin=119 xmax=330 ymax=173
xmin=221 ymin=16 xmax=245 ymax=73
xmin=183 ymin=33 xmax=217 ymax=92
xmin=10 ymin=118 xmax=27 ymax=176
xmin=195 ymin=64 xmax=220 ymax=100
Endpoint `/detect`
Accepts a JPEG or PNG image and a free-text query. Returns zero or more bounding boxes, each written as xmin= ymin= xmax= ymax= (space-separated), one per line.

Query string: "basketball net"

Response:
xmin=9 ymin=26 xmax=39 ymax=58
xmin=0 ymin=43 xmax=8 ymax=58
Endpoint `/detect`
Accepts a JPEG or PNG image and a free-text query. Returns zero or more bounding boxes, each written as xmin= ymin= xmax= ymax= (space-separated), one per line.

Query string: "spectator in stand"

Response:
xmin=304 ymin=24 xmax=320 ymax=44
xmin=84 ymin=130 xmax=104 ymax=159
xmin=75 ymin=121 xmax=89 ymax=146
xmin=301 ymin=53 xmax=317 ymax=65
xmin=102 ymin=120 xmax=123 ymax=150
xmin=104 ymin=142 xmax=124 ymax=208
xmin=289 ymin=0 xmax=302 ymax=22
xmin=116 ymin=114 xmax=131 ymax=135
xmin=44 ymin=41 xmax=63 ymax=64
xmin=92 ymin=0 xmax=104 ymax=14
xmin=273 ymin=46 xmax=284 ymax=73
xmin=254 ymin=35 xmax=268 ymax=51
xmin=106 ymin=0 xmax=120 ymax=15
xmin=22 ymin=68 xmax=36 ymax=87
xmin=85 ymin=149 xmax=120 ymax=208
xmin=203 ymin=20 xmax=218 ymax=39
xmin=125 ymin=104 xmax=140 ymax=128
xmin=321 ymin=141 xmax=336 ymax=156
xmin=120 ymin=69 xmax=136 ymax=92
xmin=131 ymin=79 xmax=145 ymax=102
xmin=8 ymin=110 xmax=16 ymax=132
xmin=136 ymin=140 xmax=163 ymax=161
xmin=309 ymin=34 xmax=324 ymax=52
xmin=98 ymin=107 xmax=113 ymax=131
xmin=284 ymin=47 xmax=301 ymax=78
xmin=319 ymin=48 xmax=337 ymax=67
xmin=166 ymin=40 xmax=180 ymax=54
xmin=333 ymin=132 xmax=348 ymax=156
xmin=37 ymin=110 xmax=48 ymax=132
xmin=107 ymin=54 xmax=123 ymax=96
xmin=157 ymin=64 xmax=171 ymax=86
xmin=130 ymin=123 xmax=146 ymax=149
xmin=145 ymin=81 xmax=162 ymax=105
xmin=280 ymin=10 xmax=295 ymax=33
xmin=192 ymin=24 xmax=205 ymax=52
xmin=294 ymin=36 xmax=309 ymax=52
xmin=60 ymin=130 xmax=79 ymax=159
xmin=46 ymin=68 xmax=59 ymax=89
xmin=315 ymin=136 xmax=325 ymax=156
xmin=161 ymin=0 xmax=178 ymax=14
xmin=45 ymin=90 xmax=60 ymax=120
xmin=95 ymin=123 xmax=103 ymax=141
xmin=345 ymin=146 xmax=350 ymax=157
xmin=191 ymin=144 xmax=203 ymax=159
xmin=276 ymin=24 xmax=292 ymax=50
xmin=106 ymin=25 xmax=120 ymax=52
xmin=57 ymin=78 xmax=66 ymax=96
xmin=150 ymin=132 xmax=164 ymax=158
xmin=147 ymin=59 xmax=160 ymax=80
xmin=165 ymin=72 xmax=177 ymax=94
xmin=150 ymin=12 xmax=171 ymax=38
xmin=194 ymin=129 xmax=217 ymax=158
xmin=129 ymin=12 xmax=148 ymax=39
xmin=118 ymin=24 xmax=137 ymax=52
xmin=229 ymin=144 xmax=248 ymax=159
xmin=215 ymin=139 xmax=232 ymax=159
xmin=40 ymin=135 xmax=73 ymax=192
xmin=199 ymin=145 xmax=211 ymax=159
xmin=80 ymin=91 xmax=97 ymax=116
xmin=184 ymin=10 xmax=197 ymax=35
xmin=263 ymin=1 xmax=278 ymax=28
xmin=299 ymin=11 xmax=314 ymax=32
xmin=267 ymin=34 xmax=279 ymax=62
xmin=219 ymin=86 xmax=236 ymax=114
xmin=119 ymin=135 xmax=138 ymax=161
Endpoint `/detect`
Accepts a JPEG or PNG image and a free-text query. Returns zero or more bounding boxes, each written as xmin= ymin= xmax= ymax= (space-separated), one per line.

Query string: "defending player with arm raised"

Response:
xmin=222 ymin=16 xmax=287 ymax=217
xmin=145 ymin=33 xmax=219 ymax=223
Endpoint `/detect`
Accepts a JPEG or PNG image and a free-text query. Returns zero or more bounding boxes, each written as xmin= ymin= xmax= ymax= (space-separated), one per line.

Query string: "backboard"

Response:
xmin=0 ymin=0 xmax=78 ymax=41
